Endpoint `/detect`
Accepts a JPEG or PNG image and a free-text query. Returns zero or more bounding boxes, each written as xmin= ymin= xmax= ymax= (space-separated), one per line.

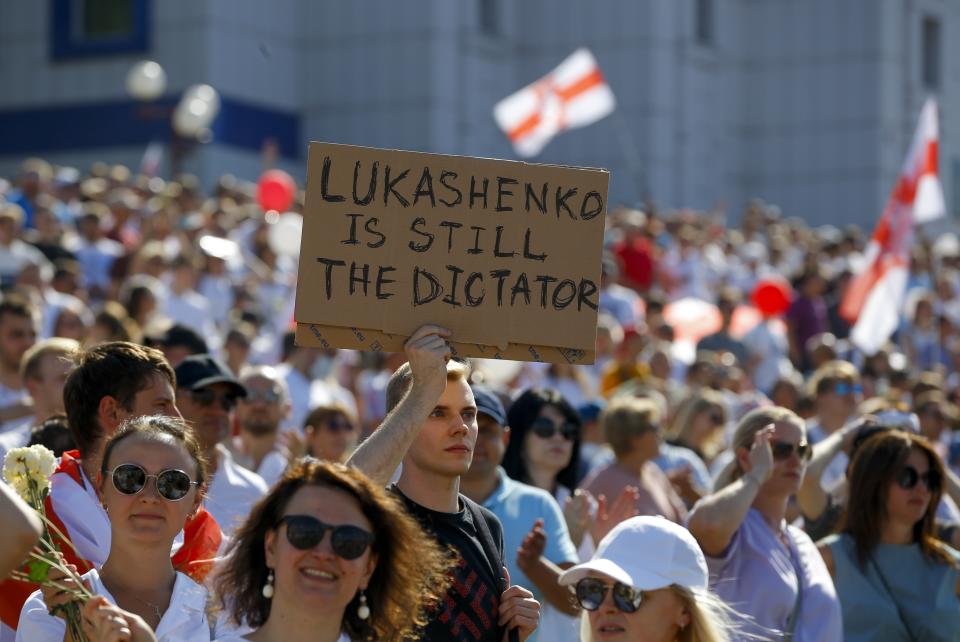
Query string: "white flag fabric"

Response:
xmin=841 ymin=97 xmax=945 ymax=355
xmin=494 ymin=48 xmax=616 ymax=158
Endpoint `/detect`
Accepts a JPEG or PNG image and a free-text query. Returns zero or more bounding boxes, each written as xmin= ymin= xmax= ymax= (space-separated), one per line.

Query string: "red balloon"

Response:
xmin=752 ymin=278 xmax=793 ymax=317
xmin=257 ymin=169 xmax=296 ymax=213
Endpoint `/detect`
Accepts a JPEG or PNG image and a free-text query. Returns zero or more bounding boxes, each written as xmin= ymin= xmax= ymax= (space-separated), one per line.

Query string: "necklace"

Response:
xmin=128 ymin=593 xmax=164 ymax=624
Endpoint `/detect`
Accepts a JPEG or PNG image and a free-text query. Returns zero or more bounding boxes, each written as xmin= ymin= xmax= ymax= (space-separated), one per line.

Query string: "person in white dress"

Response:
xmin=212 ymin=459 xmax=452 ymax=642
xmin=17 ymin=415 xmax=213 ymax=642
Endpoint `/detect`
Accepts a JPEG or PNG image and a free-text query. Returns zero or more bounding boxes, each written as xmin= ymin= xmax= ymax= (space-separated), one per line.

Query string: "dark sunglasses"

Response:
xmin=242 ymin=389 xmax=281 ymax=404
xmin=277 ymin=515 xmax=374 ymax=560
xmin=770 ymin=440 xmax=812 ymax=461
xmin=575 ymin=577 xmax=643 ymax=613
xmin=108 ymin=463 xmax=199 ymax=501
xmin=709 ymin=412 xmax=726 ymax=425
xmin=531 ymin=417 xmax=578 ymax=441
xmin=832 ymin=382 xmax=863 ymax=396
xmin=189 ymin=388 xmax=239 ymax=411
xmin=895 ymin=465 xmax=940 ymax=492
xmin=324 ymin=418 xmax=355 ymax=433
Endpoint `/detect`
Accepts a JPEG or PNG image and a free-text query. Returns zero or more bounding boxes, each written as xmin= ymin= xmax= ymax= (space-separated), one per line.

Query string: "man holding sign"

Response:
xmin=350 ymin=325 xmax=540 ymax=642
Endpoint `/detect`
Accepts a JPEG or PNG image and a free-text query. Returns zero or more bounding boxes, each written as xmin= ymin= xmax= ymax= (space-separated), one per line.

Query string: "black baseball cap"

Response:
xmin=471 ymin=385 xmax=506 ymax=426
xmin=174 ymin=354 xmax=246 ymax=398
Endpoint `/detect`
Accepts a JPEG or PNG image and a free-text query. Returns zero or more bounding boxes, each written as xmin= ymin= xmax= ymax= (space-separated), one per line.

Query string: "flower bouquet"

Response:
xmin=3 ymin=445 xmax=93 ymax=641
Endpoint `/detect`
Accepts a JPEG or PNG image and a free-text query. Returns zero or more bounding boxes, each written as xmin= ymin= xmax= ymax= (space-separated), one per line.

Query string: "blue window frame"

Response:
xmin=51 ymin=0 xmax=151 ymax=60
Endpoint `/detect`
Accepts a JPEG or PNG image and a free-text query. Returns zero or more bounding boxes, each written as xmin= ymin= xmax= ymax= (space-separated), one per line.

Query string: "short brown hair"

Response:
xmin=303 ymin=403 xmax=354 ymax=432
xmin=603 ymin=397 xmax=661 ymax=458
xmin=101 ymin=414 xmax=209 ymax=488
xmin=20 ymin=337 xmax=79 ymax=383
xmin=63 ymin=341 xmax=175 ymax=457
xmin=384 ymin=358 xmax=470 ymax=414
xmin=215 ymin=459 xmax=451 ymax=641
xmin=0 ymin=292 xmax=37 ymax=327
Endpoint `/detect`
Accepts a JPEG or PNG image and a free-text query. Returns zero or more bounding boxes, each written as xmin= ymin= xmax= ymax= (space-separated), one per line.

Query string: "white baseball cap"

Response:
xmin=558 ymin=516 xmax=708 ymax=591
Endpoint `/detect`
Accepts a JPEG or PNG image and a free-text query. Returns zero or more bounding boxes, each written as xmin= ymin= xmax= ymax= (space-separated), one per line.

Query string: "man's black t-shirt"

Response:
xmin=391 ymin=484 xmax=504 ymax=642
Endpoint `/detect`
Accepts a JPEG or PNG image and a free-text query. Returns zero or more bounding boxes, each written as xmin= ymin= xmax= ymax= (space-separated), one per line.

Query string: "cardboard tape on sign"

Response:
xmin=296 ymin=323 xmax=595 ymax=365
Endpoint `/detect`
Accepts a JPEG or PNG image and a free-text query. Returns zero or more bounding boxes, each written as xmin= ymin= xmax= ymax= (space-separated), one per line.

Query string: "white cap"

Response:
xmin=558 ymin=516 xmax=708 ymax=591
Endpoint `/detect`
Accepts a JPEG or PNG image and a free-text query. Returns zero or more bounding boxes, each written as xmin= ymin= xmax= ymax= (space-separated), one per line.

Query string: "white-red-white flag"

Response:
xmin=494 ymin=48 xmax=616 ymax=158
xmin=841 ymin=97 xmax=945 ymax=355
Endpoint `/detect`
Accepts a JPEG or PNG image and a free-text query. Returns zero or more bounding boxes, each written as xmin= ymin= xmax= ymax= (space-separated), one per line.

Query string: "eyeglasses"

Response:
xmin=832 ymin=382 xmax=863 ymax=396
xmin=108 ymin=463 xmax=199 ymax=501
xmin=530 ymin=417 xmax=578 ymax=441
xmin=895 ymin=465 xmax=940 ymax=492
xmin=188 ymin=388 xmax=238 ymax=412
xmin=575 ymin=577 xmax=644 ymax=613
xmin=770 ymin=440 xmax=812 ymax=461
xmin=277 ymin=515 xmax=375 ymax=560
xmin=242 ymin=389 xmax=281 ymax=404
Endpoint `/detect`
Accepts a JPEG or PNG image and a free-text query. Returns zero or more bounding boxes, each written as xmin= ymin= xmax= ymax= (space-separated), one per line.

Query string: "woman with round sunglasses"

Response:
xmin=818 ymin=430 xmax=960 ymax=641
xmin=687 ymin=406 xmax=842 ymax=641
xmin=17 ymin=415 xmax=213 ymax=641
xmin=213 ymin=458 xmax=451 ymax=642
xmin=557 ymin=515 xmax=737 ymax=642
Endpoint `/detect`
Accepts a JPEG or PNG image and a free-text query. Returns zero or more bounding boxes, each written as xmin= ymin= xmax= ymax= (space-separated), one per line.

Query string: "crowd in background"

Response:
xmin=1 ymin=155 xmax=959 ymax=642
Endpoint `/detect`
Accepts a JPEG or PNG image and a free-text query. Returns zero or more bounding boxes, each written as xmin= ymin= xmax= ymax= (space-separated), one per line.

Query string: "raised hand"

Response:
xmin=746 ymin=425 xmax=775 ymax=484
xmin=592 ymin=486 xmax=640 ymax=544
xmin=516 ymin=519 xmax=547 ymax=573
xmin=404 ymin=324 xmax=452 ymax=402
xmin=563 ymin=489 xmax=593 ymax=547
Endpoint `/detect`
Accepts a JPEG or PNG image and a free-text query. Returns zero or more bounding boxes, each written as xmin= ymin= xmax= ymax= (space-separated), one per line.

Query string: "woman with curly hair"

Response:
xmin=818 ymin=430 xmax=960 ymax=641
xmin=213 ymin=458 xmax=452 ymax=642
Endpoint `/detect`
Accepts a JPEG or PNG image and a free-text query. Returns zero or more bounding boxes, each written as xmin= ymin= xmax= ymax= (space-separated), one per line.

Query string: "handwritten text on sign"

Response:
xmin=294 ymin=143 xmax=609 ymax=357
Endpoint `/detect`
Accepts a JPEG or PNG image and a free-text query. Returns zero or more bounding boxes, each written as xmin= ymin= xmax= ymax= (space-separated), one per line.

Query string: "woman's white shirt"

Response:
xmin=17 ymin=569 xmax=211 ymax=642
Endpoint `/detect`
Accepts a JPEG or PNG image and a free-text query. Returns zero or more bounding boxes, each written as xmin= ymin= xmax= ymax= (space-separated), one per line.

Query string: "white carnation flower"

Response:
xmin=3 ymin=445 xmax=57 ymax=501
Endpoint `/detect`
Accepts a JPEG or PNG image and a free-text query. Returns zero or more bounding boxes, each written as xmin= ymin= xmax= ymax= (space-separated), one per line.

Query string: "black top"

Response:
xmin=391 ymin=484 xmax=505 ymax=642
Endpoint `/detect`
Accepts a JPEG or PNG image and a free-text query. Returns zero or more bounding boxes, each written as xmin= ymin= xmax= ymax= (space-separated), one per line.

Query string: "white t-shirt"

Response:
xmin=17 ymin=569 xmax=210 ymax=642
xmin=205 ymin=444 xmax=269 ymax=536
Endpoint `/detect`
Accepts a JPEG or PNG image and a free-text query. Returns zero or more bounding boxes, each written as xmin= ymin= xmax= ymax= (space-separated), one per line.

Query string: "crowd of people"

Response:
xmin=0 ymin=156 xmax=959 ymax=641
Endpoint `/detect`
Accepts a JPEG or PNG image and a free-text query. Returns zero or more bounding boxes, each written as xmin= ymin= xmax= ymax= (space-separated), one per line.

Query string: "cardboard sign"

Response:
xmin=294 ymin=142 xmax=609 ymax=364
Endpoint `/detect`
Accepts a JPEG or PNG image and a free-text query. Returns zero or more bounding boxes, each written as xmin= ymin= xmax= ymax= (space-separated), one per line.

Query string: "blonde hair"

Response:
xmin=808 ymin=359 xmax=859 ymax=397
xmin=385 ymin=358 xmax=471 ymax=414
xmin=579 ymin=585 xmax=737 ymax=642
xmin=603 ymin=397 xmax=661 ymax=458
xmin=665 ymin=389 xmax=727 ymax=452
xmin=713 ymin=406 xmax=804 ymax=491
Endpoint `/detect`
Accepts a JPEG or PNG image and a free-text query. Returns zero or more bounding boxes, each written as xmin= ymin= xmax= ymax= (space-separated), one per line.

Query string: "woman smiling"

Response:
xmin=213 ymin=459 xmax=451 ymax=642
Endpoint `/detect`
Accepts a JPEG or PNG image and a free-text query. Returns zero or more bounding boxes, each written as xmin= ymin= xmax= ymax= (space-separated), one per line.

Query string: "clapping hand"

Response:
xmin=592 ymin=486 xmax=640 ymax=544
xmin=516 ymin=519 xmax=547 ymax=573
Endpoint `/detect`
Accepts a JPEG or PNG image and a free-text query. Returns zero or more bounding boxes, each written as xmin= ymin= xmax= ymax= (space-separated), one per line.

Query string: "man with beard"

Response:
xmin=175 ymin=354 xmax=268 ymax=536
xmin=233 ymin=365 xmax=291 ymax=487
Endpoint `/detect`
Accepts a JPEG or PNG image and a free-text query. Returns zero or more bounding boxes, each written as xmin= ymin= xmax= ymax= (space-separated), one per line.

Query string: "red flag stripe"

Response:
xmin=555 ymin=68 xmax=606 ymax=102
xmin=507 ymin=68 xmax=607 ymax=143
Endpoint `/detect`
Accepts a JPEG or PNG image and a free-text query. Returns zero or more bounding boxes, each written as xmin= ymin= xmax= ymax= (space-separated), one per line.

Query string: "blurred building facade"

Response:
xmin=0 ymin=0 xmax=958 ymax=227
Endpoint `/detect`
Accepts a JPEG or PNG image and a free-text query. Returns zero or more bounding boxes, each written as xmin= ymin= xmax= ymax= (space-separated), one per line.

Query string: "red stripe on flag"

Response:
xmin=555 ymin=68 xmax=606 ymax=102
xmin=507 ymin=68 xmax=606 ymax=143
xmin=508 ymin=111 xmax=543 ymax=143
xmin=922 ymin=140 xmax=938 ymax=176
